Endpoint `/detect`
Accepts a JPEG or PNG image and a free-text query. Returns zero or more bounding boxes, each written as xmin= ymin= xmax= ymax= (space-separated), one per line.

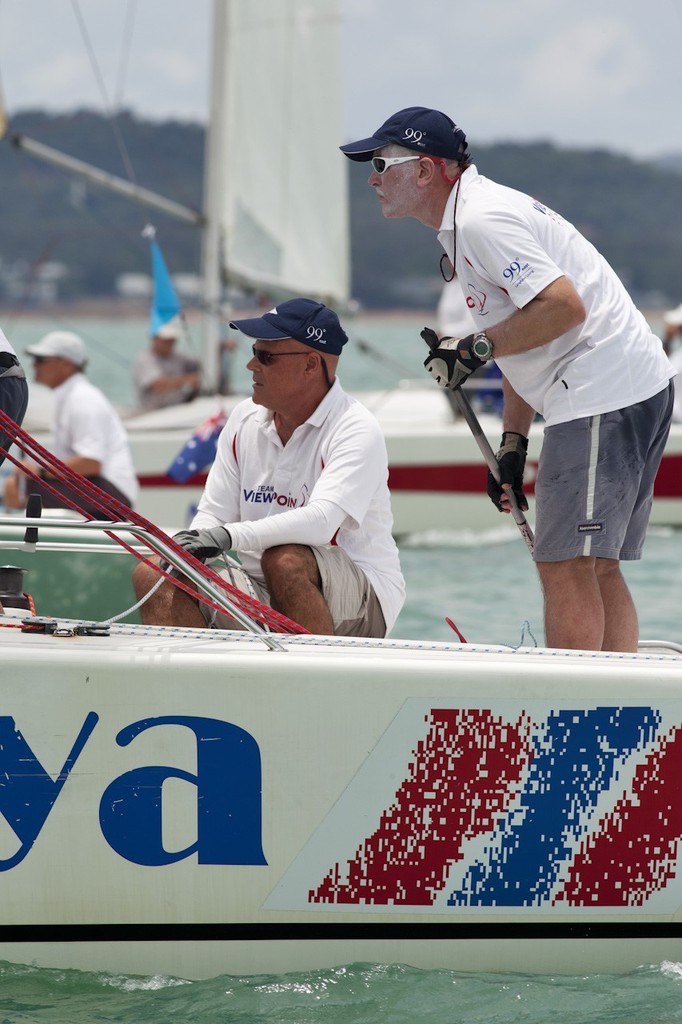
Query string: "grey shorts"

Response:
xmin=534 ymin=382 xmax=674 ymax=562
xmin=200 ymin=545 xmax=387 ymax=638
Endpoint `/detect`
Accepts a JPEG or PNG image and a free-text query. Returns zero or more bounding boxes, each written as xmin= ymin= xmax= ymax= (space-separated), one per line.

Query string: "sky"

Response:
xmin=0 ymin=0 xmax=681 ymax=158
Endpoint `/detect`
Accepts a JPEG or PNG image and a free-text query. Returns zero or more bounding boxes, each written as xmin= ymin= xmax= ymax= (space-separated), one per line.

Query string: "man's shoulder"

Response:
xmin=72 ymin=374 xmax=114 ymax=406
xmin=61 ymin=374 xmax=115 ymax=416
xmin=336 ymin=385 xmax=382 ymax=421
xmin=325 ymin=386 xmax=385 ymax=441
xmin=228 ymin=397 xmax=264 ymax=429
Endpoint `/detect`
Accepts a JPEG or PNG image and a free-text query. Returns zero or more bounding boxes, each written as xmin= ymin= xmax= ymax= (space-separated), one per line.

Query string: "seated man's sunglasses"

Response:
xmin=251 ymin=346 xmax=309 ymax=366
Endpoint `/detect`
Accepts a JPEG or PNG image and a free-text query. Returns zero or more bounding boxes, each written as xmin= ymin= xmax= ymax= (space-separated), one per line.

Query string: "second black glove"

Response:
xmin=487 ymin=432 xmax=529 ymax=512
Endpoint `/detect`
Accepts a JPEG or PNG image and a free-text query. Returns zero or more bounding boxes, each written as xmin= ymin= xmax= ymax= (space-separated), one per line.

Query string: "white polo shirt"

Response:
xmin=192 ymin=380 xmax=406 ymax=631
xmin=53 ymin=373 xmax=139 ymax=504
xmin=438 ymin=165 xmax=674 ymax=425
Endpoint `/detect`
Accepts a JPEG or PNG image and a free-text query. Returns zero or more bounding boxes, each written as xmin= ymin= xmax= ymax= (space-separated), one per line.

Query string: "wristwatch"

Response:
xmin=471 ymin=332 xmax=494 ymax=361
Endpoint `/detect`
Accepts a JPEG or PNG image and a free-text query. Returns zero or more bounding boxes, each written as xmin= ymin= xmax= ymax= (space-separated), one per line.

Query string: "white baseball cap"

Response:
xmin=663 ymin=303 xmax=682 ymax=328
xmin=25 ymin=330 xmax=88 ymax=367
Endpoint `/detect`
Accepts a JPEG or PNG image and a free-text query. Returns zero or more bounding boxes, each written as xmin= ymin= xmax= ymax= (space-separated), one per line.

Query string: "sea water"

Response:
xmin=0 ymin=309 xmax=680 ymax=1021
xmin=0 ymin=959 xmax=681 ymax=1023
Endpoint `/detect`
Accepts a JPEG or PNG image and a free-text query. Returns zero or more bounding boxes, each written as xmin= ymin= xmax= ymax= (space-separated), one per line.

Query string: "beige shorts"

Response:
xmin=200 ymin=546 xmax=386 ymax=638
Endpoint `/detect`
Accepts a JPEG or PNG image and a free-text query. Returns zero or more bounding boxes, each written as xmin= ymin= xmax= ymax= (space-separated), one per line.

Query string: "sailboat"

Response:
xmin=0 ymin=1 xmax=681 ymax=982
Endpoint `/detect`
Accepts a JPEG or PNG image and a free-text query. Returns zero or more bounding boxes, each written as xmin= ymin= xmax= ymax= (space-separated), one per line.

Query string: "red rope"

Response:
xmin=0 ymin=410 xmax=308 ymax=634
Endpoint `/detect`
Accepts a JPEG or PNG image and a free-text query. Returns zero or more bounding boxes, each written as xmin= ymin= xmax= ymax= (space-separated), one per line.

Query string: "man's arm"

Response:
xmin=500 ymin=377 xmax=535 ymax=436
xmin=486 ymin=276 xmax=585 ymax=356
xmin=424 ymin=277 xmax=586 ymax=392
xmin=146 ymin=371 xmax=201 ymax=396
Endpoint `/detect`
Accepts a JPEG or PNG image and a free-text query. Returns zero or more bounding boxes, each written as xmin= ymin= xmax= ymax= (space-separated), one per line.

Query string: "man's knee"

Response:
xmin=536 ymin=555 xmax=596 ymax=592
xmin=132 ymin=559 xmax=159 ymax=599
xmin=594 ymin=556 xmax=622 ymax=581
xmin=261 ymin=544 xmax=319 ymax=586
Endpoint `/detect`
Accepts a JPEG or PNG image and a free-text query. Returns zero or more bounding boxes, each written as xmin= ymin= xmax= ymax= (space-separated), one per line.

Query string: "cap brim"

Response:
xmin=24 ymin=344 xmax=56 ymax=358
xmin=228 ymin=316 xmax=292 ymax=340
xmin=339 ymin=137 xmax=385 ymax=162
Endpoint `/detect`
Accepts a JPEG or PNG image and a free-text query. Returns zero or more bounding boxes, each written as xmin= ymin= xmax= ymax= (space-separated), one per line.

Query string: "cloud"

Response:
xmin=522 ymin=19 xmax=650 ymax=106
xmin=0 ymin=0 xmax=680 ymax=156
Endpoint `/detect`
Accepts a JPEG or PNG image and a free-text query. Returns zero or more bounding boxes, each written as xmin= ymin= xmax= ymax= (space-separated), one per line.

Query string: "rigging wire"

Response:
xmin=69 ymin=0 xmax=138 ymax=185
xmin=114 ymin=0 xmax=138 ymax=113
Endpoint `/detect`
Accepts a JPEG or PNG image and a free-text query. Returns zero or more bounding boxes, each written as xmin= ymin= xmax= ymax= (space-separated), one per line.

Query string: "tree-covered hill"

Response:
xmin=1 ymin=110 xmax=681 ymax=309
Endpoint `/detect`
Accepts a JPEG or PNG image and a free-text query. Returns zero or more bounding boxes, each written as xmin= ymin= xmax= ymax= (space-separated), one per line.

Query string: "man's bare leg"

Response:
xmin=536 ymin=555 xmax=638 ymax=652
xmin=595 ymin=557 xmax=638 ymax=653
xmin=132 ymin=560 xmax=206 ymax=627
xmin=261 ymin=545 xmax=334 ymax=634
xmin=536 ymin=556 xmax=603 ymax=651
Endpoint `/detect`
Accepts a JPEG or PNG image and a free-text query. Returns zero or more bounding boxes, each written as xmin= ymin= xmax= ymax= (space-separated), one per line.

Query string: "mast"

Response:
xmin=199 ymin=0 xmax=230 ymax=394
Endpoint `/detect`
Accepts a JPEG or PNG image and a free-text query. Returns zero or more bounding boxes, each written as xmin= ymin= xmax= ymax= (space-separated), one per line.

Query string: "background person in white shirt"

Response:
xmin=341 ymin=106 xmax=675 ymax=653
xmin=133 ymin=299 xmax=405 ymax=637
xmin=4 ymin=331 xmax=138 ymax=518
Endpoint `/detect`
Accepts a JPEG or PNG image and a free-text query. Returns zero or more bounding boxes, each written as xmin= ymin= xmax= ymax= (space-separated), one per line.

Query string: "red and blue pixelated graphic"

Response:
xmin=309 ymin=707 xmax=682 ymax=909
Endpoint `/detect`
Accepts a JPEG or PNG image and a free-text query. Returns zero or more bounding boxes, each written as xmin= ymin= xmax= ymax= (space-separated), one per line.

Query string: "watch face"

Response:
xmin=473 ymin=335 xmax=492 ymax=360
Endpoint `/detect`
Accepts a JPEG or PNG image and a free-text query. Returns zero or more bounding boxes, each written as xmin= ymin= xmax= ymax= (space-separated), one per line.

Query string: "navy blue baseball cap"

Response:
xmin=340 ymin=106 xmax=467 ymax=163
xmin=229 ymin=298 xmax=348 ymax=356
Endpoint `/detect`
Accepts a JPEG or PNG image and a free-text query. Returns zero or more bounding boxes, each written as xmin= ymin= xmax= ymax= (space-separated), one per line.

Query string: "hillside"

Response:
xmin=1 ymin=110 xmax=681 ymax=310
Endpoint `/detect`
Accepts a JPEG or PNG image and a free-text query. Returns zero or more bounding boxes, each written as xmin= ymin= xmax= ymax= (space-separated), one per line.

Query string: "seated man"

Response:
xmin=133 ymin=298 xmax=406 ymax=637
xmin=133 ymin=316 xmax=201 ymax=410
xmin=4 ymin=331 xmax=138 ymax=518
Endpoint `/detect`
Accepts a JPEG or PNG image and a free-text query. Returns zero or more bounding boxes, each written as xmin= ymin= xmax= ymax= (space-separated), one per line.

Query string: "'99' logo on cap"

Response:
xmin=307 ymin=326 xmax=326 ymax=344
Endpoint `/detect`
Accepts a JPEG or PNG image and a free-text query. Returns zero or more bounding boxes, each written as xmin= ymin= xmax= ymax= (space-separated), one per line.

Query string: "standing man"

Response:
xmin=4 ymin=330 xmax=138 ymax=518
xmin=133 ymin=299 xmax=405 ymax=637
xmin=132 ymin=315 xmax=201 ymax=410
xmin=341 ymin=106 xmax=674 ymax=652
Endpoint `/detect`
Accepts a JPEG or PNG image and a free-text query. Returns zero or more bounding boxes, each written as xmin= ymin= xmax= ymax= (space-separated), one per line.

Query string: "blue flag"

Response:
xmin=166 ymin=409 xmax=227 ymax=483
xmin=145 ymin=227 xmax=182 ymax=336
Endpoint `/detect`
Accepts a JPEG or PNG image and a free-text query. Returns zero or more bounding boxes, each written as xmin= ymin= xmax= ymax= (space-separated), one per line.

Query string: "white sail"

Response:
xmin=206 ymin=0 xmax=349 ymax=306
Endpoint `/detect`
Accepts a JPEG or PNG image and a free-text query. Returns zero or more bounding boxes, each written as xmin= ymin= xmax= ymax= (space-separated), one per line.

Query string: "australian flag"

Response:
xmin=166 ymin=409 xmax=227 ymax=483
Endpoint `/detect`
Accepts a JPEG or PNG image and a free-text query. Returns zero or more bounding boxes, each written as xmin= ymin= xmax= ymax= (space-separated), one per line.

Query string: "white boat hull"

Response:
xmin=0 ymin=609 xmax=681 ymax=979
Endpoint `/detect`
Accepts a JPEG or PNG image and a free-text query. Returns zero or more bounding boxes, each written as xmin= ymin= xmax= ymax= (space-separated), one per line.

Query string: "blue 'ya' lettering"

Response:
xmin=99 ymin=716 xmax=267 ymax=867
xmin=0 ymin=712 xmax=99 ymax=871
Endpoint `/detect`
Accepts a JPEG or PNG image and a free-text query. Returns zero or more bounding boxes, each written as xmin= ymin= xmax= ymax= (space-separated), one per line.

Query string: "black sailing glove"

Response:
xmin=421 ymin=327 xmax=492 ymax=392
xmin=487 ymin=432 xmax=529 ymax=512
xmin=172 ymin=526 xmax=232 ymax=562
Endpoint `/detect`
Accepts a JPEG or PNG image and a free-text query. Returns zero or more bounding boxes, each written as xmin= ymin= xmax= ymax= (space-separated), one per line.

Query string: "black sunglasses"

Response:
xmin=251 ymin=345 xmax=309 ymax=366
